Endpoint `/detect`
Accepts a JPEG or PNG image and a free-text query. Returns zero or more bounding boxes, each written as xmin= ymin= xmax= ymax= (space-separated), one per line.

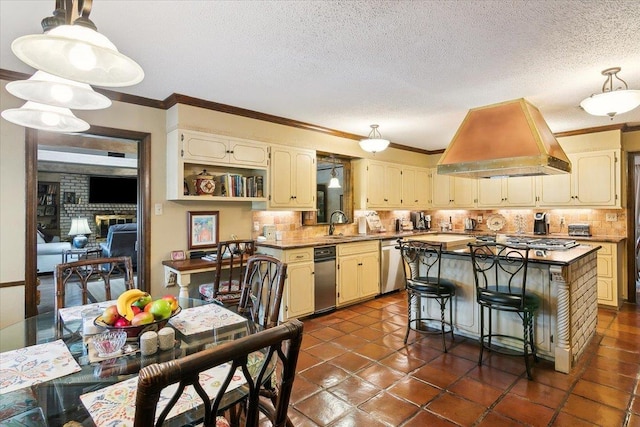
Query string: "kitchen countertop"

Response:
xmin=255 ymin=230 xmax=606 ymax=265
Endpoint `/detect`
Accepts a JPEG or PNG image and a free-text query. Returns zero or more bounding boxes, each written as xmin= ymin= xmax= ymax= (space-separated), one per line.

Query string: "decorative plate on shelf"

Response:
xmin=486 ymin=213 xmax=506 ymax=231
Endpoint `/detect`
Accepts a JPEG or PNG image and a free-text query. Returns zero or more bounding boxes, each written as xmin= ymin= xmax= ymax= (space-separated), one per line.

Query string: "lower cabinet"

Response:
xmin=256 ymin=246 xmax=315 ymax=321
xmin=337 ymin=241 xmax=380 ymax=306
xmin=575 ymin=240 xmax=624 ymax=308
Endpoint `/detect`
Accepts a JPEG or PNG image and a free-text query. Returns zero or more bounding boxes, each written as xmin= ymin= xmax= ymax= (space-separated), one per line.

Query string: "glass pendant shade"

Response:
xmin=359 ymin=124 xmax=390 ymax=153
xmin=6 ymin=71 xmax=111 ymax=110
xmin=580 ymin=67 xmax=640 ymax=118
xmin=580 ymin=90 xmax=640 ymax=118
xmin=12 ymin=24 xmax=144 ymax=87
xmin=1 ymin=101 xmax=90 ymax=133
xmin=328 ymin=176 xmax=341 ymax=189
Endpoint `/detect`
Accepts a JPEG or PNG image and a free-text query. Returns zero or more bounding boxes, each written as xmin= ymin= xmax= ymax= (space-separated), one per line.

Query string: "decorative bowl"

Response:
xmin=94 ymin=306 xmax=181 ymax=340
xmin=93 ymin=330 xmax=127 ymax=358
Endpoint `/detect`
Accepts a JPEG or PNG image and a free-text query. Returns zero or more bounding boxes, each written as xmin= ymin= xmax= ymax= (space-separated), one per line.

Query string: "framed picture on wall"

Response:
xmin=187 ymin=211 xmax=219 ymax=250
xmin=64 ymin=191 xmax=76 ymax=204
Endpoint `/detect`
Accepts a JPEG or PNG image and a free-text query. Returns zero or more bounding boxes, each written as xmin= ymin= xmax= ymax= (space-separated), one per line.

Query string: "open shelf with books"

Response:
xmin=178 ymin=164 xmax=268 ymax=202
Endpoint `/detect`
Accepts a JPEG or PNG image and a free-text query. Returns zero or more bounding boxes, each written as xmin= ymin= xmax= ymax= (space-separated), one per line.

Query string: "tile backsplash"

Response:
xmin=251 ymin=208 xmax=627 ymax=240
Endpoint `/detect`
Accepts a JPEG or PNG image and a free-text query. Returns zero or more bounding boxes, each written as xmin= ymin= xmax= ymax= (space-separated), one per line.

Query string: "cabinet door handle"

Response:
xmin=358 ymin=262 xmax=363 ymax=266
xmin=384 ymin=198 xmax=388 ymax=202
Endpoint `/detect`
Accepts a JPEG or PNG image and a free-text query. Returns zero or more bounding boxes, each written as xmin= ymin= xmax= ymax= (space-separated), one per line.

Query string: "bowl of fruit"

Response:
xmin=95 ymin=290 xmax=181 ymax=339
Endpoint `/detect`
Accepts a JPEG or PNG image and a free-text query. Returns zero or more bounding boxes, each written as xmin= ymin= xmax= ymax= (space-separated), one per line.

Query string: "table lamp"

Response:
xmin=68 ymin=217 xmax=92 ymax=248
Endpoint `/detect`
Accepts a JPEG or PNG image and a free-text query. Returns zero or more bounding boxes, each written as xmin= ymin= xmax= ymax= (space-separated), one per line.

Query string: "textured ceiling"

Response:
xmin=1 ymin=1 xmax=639 ymax=151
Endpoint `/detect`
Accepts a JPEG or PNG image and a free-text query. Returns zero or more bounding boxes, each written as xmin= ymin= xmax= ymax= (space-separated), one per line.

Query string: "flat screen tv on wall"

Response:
xmin=89 ymin=176 xmax=137 ymax=204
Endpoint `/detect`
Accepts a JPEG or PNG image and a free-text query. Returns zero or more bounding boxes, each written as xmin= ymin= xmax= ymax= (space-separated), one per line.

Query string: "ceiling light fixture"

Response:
xmin=359 ymin=124 xmax=390 ymax=153
xmin=1 ymin=101 xmax=90 ymax=133
xmin=328 ymin=157 xmax=341 ymax=189
xmin=580 ymin=67 xmax=640 ymax=119
xmin=6 ymin=71 xmax=112 ymax=110
xmin=11 ymin=0 xmax=144 ymax=87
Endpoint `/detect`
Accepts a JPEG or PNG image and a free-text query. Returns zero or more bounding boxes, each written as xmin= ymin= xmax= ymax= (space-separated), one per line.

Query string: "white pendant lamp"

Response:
xmin=328 ymin=158 xmax=341 ymax=189
xmin=6 ymin=71 xmax=111 ymax=110
xmin=580 ymin=67 xmax=640 ymax=119
xmin=359 ymin=124 xmax=390 ymax=153
xmin=11 ymin=1 xmax=144 ymax=87
xmin=1 ymin=101 xmax=90 ymax=133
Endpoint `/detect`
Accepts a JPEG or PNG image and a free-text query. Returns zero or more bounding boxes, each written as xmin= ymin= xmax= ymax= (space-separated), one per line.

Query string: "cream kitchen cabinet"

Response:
xmin=431 ymin=172 xmax=477 ymax=208
xmin=477 ymin=176 xmax=536 ymax=208
xmin=167 ymin=129 xmax=268 ymax=201
xmin=575 ymin=240 xmax=625 ymax=308
xmin=255 ymin=246 xmax=315 ymax=320
xmin=337 ymin=241 xmax=380 ymax=306
xmin=402 ymin=167 xmax=432 ymax=208
xmin=353 ymin=159 xmax=402 ymax=209
xmin=269 ymin=145 xmax=316 ymax=210
xmin=537 ymin=150 xmax=620 ymax=208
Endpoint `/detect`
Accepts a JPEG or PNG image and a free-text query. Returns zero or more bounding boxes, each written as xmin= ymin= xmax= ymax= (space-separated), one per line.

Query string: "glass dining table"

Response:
xmin=0 ymin=298 xmax=263 ymax=426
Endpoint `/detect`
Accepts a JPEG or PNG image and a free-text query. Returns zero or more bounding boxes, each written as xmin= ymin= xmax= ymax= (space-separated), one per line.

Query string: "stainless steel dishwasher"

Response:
xmin=314 ymin=246 xmax=336 ymax=314
xmin=381 ymin=238 xmax=405 ymax=294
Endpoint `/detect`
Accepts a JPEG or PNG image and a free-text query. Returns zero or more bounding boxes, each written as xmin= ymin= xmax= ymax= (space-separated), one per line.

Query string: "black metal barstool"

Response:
xmin=398 ymin=239 xmax=457 ymax=352
xmin=468 ymin=242 xmax=540 ymax=380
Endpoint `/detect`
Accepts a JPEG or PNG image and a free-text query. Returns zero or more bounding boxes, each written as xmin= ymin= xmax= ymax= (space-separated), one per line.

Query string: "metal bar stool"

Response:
xmin=398 ymin=239 xmax=457 ymax=352
xmin=469 ymin=242 xmax=540 ymax=380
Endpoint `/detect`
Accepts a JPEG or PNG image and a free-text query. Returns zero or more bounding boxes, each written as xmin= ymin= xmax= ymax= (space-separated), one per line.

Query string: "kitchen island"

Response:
xmin=430 ymin=243 xmax=600 ymax=374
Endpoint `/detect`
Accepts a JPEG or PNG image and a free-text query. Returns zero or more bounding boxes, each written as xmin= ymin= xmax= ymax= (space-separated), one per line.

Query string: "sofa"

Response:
xmin=37 ymin=232 xmax=71 ymax=274
xmin=100 ymin=223 xmax=138 ymax=267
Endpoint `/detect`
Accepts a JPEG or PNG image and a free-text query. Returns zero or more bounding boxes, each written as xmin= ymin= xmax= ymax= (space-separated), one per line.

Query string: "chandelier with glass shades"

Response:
xmin=580 ymin=67 xmax=640 ymax=119
xmin=1 ymin=0 xmax=144 ymax=133
xmin=359 ymin=124 xmax=390 ymax=153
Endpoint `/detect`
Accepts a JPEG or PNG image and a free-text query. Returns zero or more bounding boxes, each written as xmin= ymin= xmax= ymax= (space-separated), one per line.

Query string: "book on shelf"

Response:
xmin=212 ymin=173 xmax=264 ymax=198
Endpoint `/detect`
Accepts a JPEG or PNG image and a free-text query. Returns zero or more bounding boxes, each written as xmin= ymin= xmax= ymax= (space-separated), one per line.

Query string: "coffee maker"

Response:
xmin=533 ymin=212 xmax=549 ymax=235
xmin=410 ymin=212 xmax=430 ymax=230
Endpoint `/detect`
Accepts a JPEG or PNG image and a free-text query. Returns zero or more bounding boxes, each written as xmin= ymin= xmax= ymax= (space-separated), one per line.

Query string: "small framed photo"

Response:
xmin=187 ymin=211 xmax=219 ymax=250
xmin=44 ymin=205 xmax=56 ymax=216
xmin=37 ymin=206 xmax=45 ymax=216
xmin=64 ymin=191 xmax=76 ymax=204
xmin=170 ymin=250 xmax=186 ymax=261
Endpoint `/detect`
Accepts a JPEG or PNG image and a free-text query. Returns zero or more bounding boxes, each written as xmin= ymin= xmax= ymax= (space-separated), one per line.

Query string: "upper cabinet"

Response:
xmin=537 ymin=150 xmax=620 ymax=208
xmin=167 ymin=129 xmax=269 ymax=201
xmin=477 ymin=176 xmax=536 ymax=208
xmin=431 ymin=173 xmax=476 ymax=208
xmin=269 ymin=145 xmax=316 ymax=210
xmin=354 ymin=159 xmax=431 ymax=210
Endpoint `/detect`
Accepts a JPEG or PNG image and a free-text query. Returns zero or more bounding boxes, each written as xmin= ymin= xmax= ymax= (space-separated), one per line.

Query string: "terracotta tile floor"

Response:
xmin=286 ymin=291 xmax=640 ymax=427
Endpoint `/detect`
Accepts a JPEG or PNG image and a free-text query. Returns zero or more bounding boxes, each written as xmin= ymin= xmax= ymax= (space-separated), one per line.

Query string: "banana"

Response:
xmin=116 ymin=289 xmax=149 ymax=320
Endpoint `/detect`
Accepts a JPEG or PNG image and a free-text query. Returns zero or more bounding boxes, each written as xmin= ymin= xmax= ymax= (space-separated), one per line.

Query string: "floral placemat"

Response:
xmin=80 ymin=363 xmax=246 ymax=426
xmin=169 ymin=304 xmax=247 ymax=336
xmin=0 ymin=340 xmax=81 ymax=395
xmin=58 ymin=300 xmax=117 ymax=323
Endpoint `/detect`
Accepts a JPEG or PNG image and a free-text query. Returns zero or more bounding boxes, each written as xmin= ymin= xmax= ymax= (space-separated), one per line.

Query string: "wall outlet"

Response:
xmin=605 ymin=213 xmax=617 ymax=222
xmin=253 ymin=221 xmax=260 ymax=232
xmin=560 ymin=217 xmax=565 ymax=226
xmin=154 ymin=203 xmax=163 ymax=215
xmin=477 ymin=215 xmax=483 ymax=224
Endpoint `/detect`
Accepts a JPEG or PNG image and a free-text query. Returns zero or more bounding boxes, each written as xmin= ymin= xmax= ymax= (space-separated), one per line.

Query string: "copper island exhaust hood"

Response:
xmin=437 ymin=98 xmax=571 ymax=179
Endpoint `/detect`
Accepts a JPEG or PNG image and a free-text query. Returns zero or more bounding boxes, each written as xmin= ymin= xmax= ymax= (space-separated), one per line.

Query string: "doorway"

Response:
xmin=25 ymin=126 xmax=151 ymax=317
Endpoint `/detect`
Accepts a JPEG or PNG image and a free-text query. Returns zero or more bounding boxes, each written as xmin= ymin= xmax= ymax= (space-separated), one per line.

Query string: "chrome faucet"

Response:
xmin=328 ymin=210 xmax=348 ymax=235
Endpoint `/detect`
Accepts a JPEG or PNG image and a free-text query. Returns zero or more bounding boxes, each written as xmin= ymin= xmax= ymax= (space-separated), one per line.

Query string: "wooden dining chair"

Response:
xmin=134 ymin=319 xmax=304 ymax=427
xmin=238 ymin=255 xmax=287 ymax=329
xmin=199 ymin=240 xmax=256 ymax=306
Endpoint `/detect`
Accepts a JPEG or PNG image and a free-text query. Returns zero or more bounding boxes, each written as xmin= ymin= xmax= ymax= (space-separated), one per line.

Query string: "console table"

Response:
xmin=162 ymin=258 xmax=217 ymax=298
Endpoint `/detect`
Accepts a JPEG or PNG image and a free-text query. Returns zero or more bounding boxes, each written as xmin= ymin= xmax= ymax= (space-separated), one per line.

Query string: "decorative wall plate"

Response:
xmin=486 ymin=213 xmax=506 ymax=231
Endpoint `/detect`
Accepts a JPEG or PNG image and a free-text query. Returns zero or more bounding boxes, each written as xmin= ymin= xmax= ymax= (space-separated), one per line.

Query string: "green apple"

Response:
xmin=132 ymin=293 xmax=152 ymax=309
xmin=149 ymin=299 xmax=172 ymax=320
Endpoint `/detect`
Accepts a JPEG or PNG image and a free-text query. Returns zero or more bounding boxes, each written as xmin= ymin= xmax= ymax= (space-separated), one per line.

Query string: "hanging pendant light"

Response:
xmin=1 ymin=101 xmax=90 ymax=133
xmin=11 ymin=0 xmax=144 ymax=87
xmin=359 ymin=124 xmax=390 ymax=153
xmin=580 ymin=67 xmax=640 ymax=119
xmin=6 ymin=71 xmax=111 ymax=110
xmin=328 ymin=157 xmax=341 ymax=189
